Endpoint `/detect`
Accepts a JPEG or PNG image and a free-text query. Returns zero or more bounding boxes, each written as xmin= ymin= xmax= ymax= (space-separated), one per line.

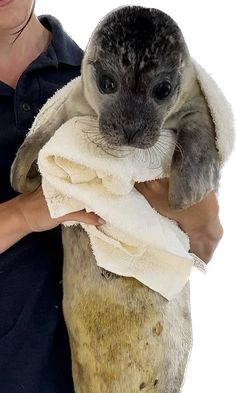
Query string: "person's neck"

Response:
xmin=0 ymin=14 xmax=52 ymax=88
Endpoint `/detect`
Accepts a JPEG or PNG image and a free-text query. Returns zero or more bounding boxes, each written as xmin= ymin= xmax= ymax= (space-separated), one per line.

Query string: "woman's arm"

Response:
xmin=135 ymin=179 xmax=223 ymax=263
xmin=0 ymin=186 xmax=105 ymax=254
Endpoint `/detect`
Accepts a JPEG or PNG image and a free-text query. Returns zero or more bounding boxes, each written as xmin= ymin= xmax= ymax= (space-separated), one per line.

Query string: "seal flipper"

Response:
xmin=169 ymin=110 xmax=220 ymax=209
xmin=10 ymin=76 xmax=89 ymax=193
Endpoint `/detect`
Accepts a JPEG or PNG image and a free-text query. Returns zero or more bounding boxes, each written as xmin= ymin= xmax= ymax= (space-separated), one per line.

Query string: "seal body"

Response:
xmin=10 ymin=5 xmax=222 ymax=393
xmin=62 ymin=226 xmax=192 ymax=393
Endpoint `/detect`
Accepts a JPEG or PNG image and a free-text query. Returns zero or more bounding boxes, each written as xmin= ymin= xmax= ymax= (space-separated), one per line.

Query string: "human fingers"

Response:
xmin=59 ymin=209 xmax=106 ymax=226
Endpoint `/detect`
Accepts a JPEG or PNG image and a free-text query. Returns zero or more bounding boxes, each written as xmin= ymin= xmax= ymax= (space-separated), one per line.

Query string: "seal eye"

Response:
xmin=153 ymin=81 xmax=172 ymax=100
xmin=97 ymin=73 xmax=117 ymax=94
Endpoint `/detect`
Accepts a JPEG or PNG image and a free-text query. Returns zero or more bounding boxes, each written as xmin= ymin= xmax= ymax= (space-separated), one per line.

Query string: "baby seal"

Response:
xmin=10 ymin=6 xmax=226 ymax=393
xmin=12 ymin=6 xmax=220 ymax=210
xmin=82 ymin=6 xmax=220 ymax=209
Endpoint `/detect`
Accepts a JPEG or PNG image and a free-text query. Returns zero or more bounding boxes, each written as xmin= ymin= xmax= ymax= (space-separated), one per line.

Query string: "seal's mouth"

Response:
xmin=97 ymin=111 xmax=163 ymax=150
xmin=99 ymin=127 xmax=160 ymax=150
xmin=80 ymin=117 xmax=175 ymax=170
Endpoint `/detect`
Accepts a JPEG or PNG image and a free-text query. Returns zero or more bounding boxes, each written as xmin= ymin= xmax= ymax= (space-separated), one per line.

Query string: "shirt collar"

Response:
xmin=38 ymin=15 xmax=84 ymax=67
xmin=0 ymin=15 xmax=83 ymax=93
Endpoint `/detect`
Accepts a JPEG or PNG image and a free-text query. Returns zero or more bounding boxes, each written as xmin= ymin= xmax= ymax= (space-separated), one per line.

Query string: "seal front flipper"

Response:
xmin=168 ymin=110 xmax=220 ymax=210
xmin=10 ymin=76 xmax=91 ymax=193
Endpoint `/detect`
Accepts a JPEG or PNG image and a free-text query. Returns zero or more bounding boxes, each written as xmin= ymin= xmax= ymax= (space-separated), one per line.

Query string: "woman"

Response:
xmin=0 ymin=1 xmax=104 ymax=392
xmin=0 ymin=0 xmax=223 ymax=392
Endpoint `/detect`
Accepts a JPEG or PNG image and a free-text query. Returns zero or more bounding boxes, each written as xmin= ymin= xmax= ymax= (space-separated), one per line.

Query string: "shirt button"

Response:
xmin=22 ymin=103 xmax=31 ymax=111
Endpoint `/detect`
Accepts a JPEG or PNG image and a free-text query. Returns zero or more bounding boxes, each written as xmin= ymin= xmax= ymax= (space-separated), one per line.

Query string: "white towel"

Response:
xmin=36 ymin=59 xmax=234 ymax=301
xmin=38 ymin=116 xmax=193 ymax=300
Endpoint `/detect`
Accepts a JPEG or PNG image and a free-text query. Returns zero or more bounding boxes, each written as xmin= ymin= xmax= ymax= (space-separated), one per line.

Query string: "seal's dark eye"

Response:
xmin=153 ymin=81 xmax=172 ymax=100
xmin=97 ymin=73 xmax=117 ymax=94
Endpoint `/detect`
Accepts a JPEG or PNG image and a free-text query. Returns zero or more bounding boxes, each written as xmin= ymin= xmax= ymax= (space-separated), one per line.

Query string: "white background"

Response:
xmin=35 ymin=1 xmax=236 ymax=392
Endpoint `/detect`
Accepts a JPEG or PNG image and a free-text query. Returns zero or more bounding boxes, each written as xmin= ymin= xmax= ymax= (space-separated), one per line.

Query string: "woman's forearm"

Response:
xmin=184 ymin=216 xmax=223 ymax=262
xmin=0 ymin=197 xmax=30 ymax=254
xmin=135 ymin=179 xmax=223 ymax=263
xmin=0 ymin=186 xmax=105 ymax=254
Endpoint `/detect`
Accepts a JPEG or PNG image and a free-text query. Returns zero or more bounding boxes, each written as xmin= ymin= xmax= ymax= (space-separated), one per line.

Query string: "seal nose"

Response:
xmin=123 ymin=125 xmax=142 ymax=144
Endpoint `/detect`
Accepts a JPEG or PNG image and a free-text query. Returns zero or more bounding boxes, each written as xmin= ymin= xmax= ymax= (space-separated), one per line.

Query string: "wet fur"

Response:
xmin=10 ymin=6 xmax=220 ymax=392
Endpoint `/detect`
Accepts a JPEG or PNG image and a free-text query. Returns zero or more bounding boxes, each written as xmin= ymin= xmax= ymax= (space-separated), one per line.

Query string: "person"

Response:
xmin=0 ymin=1 xmax=104 ymax=392
xmin=0 ymin=0 xmax=223 ymax=392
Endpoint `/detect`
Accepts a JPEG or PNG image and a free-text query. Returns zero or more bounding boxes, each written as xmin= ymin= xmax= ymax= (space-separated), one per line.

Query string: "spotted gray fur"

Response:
xmin=82 ymin=6 xmax=220 ymax=209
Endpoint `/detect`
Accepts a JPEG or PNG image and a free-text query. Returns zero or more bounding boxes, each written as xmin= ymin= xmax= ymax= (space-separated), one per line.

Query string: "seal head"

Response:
xmin=82 ymin=6 xmax=191 ymax=149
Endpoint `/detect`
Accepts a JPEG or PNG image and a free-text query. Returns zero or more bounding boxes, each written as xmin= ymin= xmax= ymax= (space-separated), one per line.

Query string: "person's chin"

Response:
xmin=0 ymin=0 xmax=16 ymax=9
xmin=0 ymin=0 xmax=34 ymax=30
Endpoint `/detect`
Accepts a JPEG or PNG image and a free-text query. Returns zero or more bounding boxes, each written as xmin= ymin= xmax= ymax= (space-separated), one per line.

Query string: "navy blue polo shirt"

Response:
xmin=0 ymin=16 xmax=83 ymax=393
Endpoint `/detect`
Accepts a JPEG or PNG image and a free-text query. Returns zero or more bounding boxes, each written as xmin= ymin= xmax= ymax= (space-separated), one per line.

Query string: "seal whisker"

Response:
xmin=81 ymin=127 xmax=133 ymax=156
xmin=175 ymin=142 xmax=185 ymax=168
xmin=82 ymin=130 xmax=129 ymax=155
xmin=86 ymin=133 xmax=133 ymax=158
xmin=152 ymin=142 xmax=170 ymax=159
xmin=148 ymin=146 xmax=167 ymax=169
xmin=147 ymin=147 xmax=161 ymax=169
xmin=146 ymin=147 xmax=162 ymax=170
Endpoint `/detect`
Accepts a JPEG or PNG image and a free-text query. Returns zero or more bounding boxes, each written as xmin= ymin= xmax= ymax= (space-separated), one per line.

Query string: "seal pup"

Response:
xmin=11 ymin=6 xmax=220 ymax=209
xmin=82 ymin=6 xmax=219 ymax=209
xmin=11 ymin=6 xmax=222 ymax=393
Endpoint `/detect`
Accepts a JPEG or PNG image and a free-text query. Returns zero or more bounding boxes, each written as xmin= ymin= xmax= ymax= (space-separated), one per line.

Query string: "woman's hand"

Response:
xmin=14 ymin=185 xmax=105 ymax=233
xmin=0 ymin=185 xmax=106 ymax=254
xmin=135 ymin=178 xmax=223 ymax=263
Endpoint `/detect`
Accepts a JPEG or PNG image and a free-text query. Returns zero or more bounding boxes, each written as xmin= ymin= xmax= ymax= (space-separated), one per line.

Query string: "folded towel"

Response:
xmin=36 ymin=58 xmax=234 ymax=300
xmin=38 ymin=115 xmax=194 ymax=300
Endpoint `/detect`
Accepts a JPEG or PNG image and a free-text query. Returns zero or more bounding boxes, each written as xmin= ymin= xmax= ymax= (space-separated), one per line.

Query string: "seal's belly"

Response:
xmin=62 ymin=226 xmax=192 ymax=393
